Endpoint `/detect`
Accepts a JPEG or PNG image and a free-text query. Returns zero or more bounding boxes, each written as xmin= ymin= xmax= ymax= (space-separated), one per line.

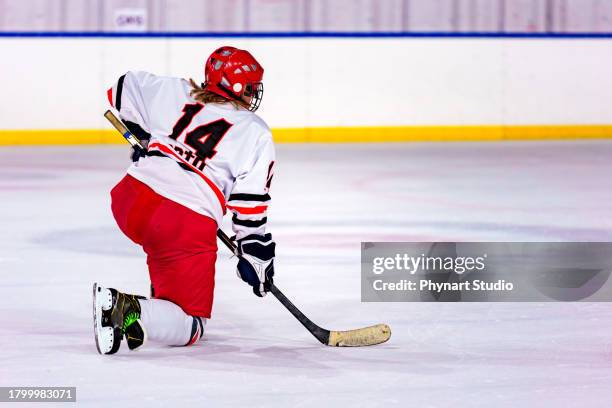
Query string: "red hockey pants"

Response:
xmin=110 ymin=174 xmax=217 ymax=318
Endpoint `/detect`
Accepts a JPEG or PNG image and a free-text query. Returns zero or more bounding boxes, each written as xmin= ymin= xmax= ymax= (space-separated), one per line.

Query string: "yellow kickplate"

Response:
xmin=1 ymin=125 xmax=611 ymax=145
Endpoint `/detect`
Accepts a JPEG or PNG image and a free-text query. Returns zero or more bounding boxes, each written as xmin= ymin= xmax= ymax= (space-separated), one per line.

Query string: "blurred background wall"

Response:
xmin=1 ymin=0 xmax=611 ymax=143
xmin=2 ymin=0 xmax=612 ymax=33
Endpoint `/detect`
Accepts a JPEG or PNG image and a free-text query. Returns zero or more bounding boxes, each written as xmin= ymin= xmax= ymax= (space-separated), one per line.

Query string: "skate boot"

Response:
xmin=93 ymin=282 xmax=147 ymax=354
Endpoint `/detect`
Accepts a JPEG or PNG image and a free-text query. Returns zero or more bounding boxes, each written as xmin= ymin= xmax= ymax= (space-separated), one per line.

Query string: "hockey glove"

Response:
xmin=236 ymin=233 xmax=275 ymax=297
xmin=131 ymin=145 xmax=147 ymax=162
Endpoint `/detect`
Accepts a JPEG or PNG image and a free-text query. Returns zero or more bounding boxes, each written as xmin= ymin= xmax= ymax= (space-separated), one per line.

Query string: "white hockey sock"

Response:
xmin=138 ymin=299 xmax=205 ymax=346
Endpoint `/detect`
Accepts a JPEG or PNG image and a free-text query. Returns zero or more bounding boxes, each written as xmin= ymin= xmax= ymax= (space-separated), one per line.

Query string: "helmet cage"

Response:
xmin=245 ymin=82 xmax=264 ymax=112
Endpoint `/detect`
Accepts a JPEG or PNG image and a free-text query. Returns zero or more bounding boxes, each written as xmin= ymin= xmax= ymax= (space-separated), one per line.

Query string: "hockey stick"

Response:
xmin=104 ymin=109 xmax=391 ymax=347
xmin=216 ymin=229 xmax=391 ymax=346
xmin=104 ymin=110 xmax=145 ymax=150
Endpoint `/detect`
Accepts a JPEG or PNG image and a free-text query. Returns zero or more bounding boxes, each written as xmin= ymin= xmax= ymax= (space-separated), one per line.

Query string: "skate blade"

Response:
xmin=92 ymin=282 xmax=120 ymax=355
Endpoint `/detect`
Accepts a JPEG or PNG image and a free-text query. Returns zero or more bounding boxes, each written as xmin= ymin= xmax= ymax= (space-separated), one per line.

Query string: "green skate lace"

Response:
xmin=122 ymin=312 xmax=140 ymax=335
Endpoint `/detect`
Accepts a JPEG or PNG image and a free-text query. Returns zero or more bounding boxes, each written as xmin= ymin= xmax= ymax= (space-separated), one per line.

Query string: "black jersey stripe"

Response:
xmin=228 ymin=193 xmax=271 ymax=202
xmin=146 ymin=150 xmax=194 ymax=173
xmin=232 ymin=214 xmax=267 ymax=228
xmin=115 ymin=74 xmax=126 ymax=111
xmin=145 ymin=150 xmax=165 ymax=158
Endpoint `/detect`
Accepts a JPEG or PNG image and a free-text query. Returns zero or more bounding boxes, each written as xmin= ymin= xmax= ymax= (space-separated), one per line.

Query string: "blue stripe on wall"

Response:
xmin=1 ymin=31 xmax=612 ymax=39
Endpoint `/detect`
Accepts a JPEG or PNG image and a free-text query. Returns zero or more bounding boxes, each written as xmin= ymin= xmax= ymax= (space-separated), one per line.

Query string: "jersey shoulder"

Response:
xmin=125 ymin=70 xmax=179 ymax=83
xmin=247 ymin=113 xmax=272 ymax=141
xmin=125 ymin=71 xmax=189 ymax=94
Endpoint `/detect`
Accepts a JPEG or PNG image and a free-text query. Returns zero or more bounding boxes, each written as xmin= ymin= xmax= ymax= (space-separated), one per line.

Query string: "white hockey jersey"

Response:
xmin=107 ymin=71 xmax=275 ymax=240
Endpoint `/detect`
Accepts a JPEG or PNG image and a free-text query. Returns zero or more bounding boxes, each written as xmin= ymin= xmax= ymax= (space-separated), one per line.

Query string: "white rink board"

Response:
xmin=1 ymin=38 xmax=612 ymax=129
xmin=1 ymin=142 xmax=612 ymax=407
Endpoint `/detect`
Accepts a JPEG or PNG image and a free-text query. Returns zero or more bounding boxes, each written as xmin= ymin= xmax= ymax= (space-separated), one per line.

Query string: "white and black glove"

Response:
xmin=236 ymin=233 xmax=275 ymax=297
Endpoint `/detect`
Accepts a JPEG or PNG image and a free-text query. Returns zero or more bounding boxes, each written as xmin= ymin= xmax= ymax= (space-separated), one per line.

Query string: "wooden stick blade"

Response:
xmin=327 ymin=324 xmax=391 ymax=347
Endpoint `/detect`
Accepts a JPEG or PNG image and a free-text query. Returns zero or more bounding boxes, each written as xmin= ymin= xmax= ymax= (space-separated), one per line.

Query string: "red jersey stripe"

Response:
xmin=148 ymin=142 xmax=226 ymax=214
xmin=226 ymin=204 xmax=268 ymax=215
xmin=107 ymin=88 xmax=113 ymax=107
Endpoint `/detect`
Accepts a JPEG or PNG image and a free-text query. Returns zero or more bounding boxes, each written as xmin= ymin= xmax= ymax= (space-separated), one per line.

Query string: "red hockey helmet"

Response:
xmin=204 ymin=46 xmax=264 ymax=112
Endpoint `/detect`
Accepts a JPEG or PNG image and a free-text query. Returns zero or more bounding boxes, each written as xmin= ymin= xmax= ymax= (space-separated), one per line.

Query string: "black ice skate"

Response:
xmin=93 ymin=282 xmax=147 ymax=354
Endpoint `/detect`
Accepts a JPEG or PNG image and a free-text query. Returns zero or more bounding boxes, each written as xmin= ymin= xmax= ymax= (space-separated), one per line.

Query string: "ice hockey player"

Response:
xmin=93 ymin=46 xmax=276 ymax=354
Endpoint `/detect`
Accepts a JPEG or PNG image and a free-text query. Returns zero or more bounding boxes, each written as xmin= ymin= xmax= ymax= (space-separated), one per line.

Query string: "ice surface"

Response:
xmin=1 ymin=142 xmax=612 ymax=407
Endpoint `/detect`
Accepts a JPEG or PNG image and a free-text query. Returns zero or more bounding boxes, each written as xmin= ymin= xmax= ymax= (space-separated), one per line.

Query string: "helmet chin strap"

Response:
xmin=216 ymin=83 xmax=240 ymax=98
xmin=202 ymin=81 xmax=238 ymax=100
xmin=202 ymin=81 xmax=259 ymax=112
xmin=216 ymin=83 xmax=253 ymax=110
